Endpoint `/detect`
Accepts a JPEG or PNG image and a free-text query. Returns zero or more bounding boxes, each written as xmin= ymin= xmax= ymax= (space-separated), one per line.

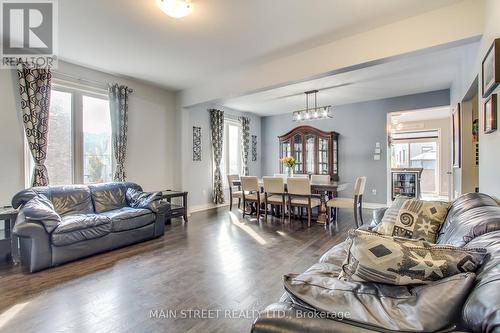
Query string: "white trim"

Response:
xmin=188 ymin=203 xmax=229 ymax=214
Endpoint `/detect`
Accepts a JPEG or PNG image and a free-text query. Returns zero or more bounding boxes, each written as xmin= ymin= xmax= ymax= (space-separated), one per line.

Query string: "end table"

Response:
xmin=160 ymin=191 xmax=188 ymax=223
xmin=0 ymin=207 xmax=19 ymax=264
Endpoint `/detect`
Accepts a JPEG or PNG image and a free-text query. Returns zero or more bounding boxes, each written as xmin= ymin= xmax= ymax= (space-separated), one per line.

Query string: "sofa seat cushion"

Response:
xmin=284 ymin=270 xmax=476 ymax=332
xmin=101 ymin=207 xmax=154 ymax=232
xmin=52 ymin=214 xmax=111 ymax=246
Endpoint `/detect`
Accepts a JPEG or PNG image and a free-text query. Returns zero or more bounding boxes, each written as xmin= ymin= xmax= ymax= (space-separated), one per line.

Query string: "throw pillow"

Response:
xmin=374 ymin=197 xmax=450 ymax=243
xmin=23 ymin=195 xmax=61 ymax=233
xmin=126 ymin=188 xmax=162 ymax=212
xmin=338 ymin=229 xmax=487 ymax=285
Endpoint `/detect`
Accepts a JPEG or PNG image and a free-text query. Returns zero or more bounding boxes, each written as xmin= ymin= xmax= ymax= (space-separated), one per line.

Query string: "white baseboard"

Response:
xmin=188 ymin=202 xmax=229 ymax=215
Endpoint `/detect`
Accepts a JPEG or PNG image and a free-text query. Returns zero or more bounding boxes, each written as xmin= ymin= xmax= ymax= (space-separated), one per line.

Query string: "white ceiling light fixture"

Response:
xmin=292 ymin=90 xmax=333 ymax=122
xmin=158 ymin=0 xmax=192 ymax=19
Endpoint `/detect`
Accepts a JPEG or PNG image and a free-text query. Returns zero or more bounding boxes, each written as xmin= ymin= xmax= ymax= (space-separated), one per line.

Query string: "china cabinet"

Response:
xmin=278 ymin=126 xmax=339 ymax=180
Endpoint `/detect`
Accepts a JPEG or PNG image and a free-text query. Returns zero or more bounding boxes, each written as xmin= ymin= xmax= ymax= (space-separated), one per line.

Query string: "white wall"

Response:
xmin=450 ymin=0 xmax=500 ymax=200
xmin=179 ymin=105 xmax=261 ymax=211
xmin=0 ymin=60 xmax=177 ymax=205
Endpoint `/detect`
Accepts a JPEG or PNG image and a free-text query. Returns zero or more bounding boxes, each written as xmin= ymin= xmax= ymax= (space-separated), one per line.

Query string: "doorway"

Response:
xmin=388 ymin=107 xmax=451 ymax=202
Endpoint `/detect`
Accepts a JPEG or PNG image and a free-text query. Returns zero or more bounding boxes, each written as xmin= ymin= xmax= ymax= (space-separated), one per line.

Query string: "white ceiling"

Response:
xmin=57 ymin=0 xmax=462 ymax=90
xmin=221 ymin=41 xmax=479 ymax=116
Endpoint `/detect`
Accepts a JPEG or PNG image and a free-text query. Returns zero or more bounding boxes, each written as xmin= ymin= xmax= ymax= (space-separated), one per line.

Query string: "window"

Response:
xmin=221 ymin=120 xmax=241 ymax=184
xmin=25 ymin=84 xmax=113 ymax=185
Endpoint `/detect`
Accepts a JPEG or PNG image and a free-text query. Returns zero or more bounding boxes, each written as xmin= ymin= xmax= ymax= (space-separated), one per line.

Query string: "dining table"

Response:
xmin=232 ymin=178 xmax=349 ymax=225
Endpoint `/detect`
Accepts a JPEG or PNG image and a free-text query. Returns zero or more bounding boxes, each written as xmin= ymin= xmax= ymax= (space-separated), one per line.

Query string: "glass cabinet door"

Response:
xmin=305 ymin=134 xmax=315 ymax=174
xmin=333 ymin=138 xmax=338 ymax=176
xmin=318 ymin=137 xmax=329 ymax=174
xmin=293 ymin=134 xmax=303 ymax=173
xmin=280 ymin=140 xmax=291 ymax=158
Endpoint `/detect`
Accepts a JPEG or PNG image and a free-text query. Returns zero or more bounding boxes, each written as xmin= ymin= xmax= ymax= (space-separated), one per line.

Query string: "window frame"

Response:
xmin=24 ymin=81 xmax=111 ymax=186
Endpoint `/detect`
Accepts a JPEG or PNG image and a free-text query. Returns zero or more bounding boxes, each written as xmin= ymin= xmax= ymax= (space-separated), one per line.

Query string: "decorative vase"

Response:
xmin=287 ymin=167 xmax=294 ymax=178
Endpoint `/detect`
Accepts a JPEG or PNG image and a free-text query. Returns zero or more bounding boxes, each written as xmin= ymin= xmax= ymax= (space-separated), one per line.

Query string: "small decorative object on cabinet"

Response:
xmin=484 ymin=94 xmax=497 ymax=134
xmin=482 ymin=38 xmax=500 ymax=98
xmin=278 ymin=126 xmax=338 ymax=180
xmin=391 ymin=168 xmax=422 ymax=200
xmin=452 ymin=104 xmax=461 ymax=168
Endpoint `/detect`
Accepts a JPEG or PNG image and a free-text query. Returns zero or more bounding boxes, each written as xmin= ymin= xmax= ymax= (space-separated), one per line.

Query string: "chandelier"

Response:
xmin=292 ymin=90 xmax=332 ymax=122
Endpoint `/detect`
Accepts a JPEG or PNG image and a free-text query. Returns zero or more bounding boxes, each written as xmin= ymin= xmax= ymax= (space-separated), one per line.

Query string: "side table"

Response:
xmin=160 ymin=191 xmax=188 ymax=223
xmin=0 ymin=207 xmax=19 ymax=264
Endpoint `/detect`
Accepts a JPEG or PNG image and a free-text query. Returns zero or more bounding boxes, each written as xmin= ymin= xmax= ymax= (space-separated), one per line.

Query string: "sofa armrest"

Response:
xmin=13 ymin=212 xmax=52 ymax=272
xmin=251 ymin=303 xmax=380 ymax=333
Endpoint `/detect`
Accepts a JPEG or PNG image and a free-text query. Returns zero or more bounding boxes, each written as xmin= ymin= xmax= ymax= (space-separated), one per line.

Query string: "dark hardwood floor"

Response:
xmin=0 ymin=207 xmax=371 ymax=333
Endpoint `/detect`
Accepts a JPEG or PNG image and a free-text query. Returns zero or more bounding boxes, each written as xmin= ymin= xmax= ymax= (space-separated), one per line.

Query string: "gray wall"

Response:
xmin=261 ymin=90 xmax=450 ymax=204
xmin=180 ymin=105 xmax=261 ymax=210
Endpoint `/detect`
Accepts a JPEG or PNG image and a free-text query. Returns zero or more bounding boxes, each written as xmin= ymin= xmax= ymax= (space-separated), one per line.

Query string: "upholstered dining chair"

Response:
xmin=310 ymin=174 xmax=330 ymax=183
xmin=287 ymin=177 xmax=320 ymax=227
xmin=326 ymin=176 xmax=366 ymax=227
xmin=240 ymin=176 xmax=261 ymax=219
xmin=227 ymin=174 xmax=242 ymax=210
xmin=262 ymin=177 xmax=286 ymax=223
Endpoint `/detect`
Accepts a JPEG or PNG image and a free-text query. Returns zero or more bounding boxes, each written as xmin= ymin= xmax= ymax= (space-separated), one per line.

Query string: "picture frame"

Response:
xmin=481 ymin=38 xmax=500 ymax=98
xmin=452 ymin=104 xmax=461 ymax=168
xmin=484 ymin=94 xmax=497 ymax=134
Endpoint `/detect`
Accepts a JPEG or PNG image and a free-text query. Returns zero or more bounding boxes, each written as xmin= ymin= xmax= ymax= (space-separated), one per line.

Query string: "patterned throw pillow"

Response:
xmin=338 ymin=230 xmax=487 ymax=285
xmin=374 ymin=197 xmax=450 ymax=243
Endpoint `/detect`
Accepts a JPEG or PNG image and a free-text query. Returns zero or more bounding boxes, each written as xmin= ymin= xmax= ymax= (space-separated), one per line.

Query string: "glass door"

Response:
xmin=305 ymin=134 xmax=315 ymax=174
xmin=293 ymin=134 xmax=303 ymax=173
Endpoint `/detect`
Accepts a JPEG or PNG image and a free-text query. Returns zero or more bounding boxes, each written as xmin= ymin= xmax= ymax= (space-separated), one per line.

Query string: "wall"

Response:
xmin=392 ymin=117 xmax=451 ymax=197
xmin=450 ymin=0 xmax=500 ymax=199
xmin=0 ymin=60 xmax=177 ymax=205
xmin=180 ymin=105 xmax=261 ymax=211
xmin=261 ymin=90 xmax=449 ymax=204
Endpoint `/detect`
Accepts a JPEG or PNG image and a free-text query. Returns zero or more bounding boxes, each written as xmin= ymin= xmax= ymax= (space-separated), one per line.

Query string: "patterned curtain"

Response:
xmin=239 ymin=116 xmax=250 ymax=176
xmin=17 ymin=63 xmax=52 ymax=186
xmin=209 ymin=109 xmax=225 ymax=204
xmin=108 ymin=84 xmax=132 ymax=181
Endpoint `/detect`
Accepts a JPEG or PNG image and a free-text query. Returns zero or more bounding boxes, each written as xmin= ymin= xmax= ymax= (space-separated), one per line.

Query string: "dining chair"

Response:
xmin=227 ymin=174 xmax=242 ymax=210
xmin=310 ymin=174 xmax=330 ymax=183
xmin=262 ymin=177 xmax=286 ymax=223
xmin=287 ymin=177 xmax=320 ymax=227
xmin=326 ymin=176 xmax=366 ymax=227
xmin=240 ymin=176 xmax=261 ymax=220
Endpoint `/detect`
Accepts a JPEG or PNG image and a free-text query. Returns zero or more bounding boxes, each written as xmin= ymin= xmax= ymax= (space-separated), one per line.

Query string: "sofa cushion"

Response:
xmin=338 ymin=230 xmax=487 ymax=285
xmin=126 ymin=188 xmax=163 ymax=213
xmin=318 ymin=238 xmax=351 ymax=275
xmin=438 ymin=193 xmax=499 ymax=243
xmin=89 ymin=183 xmax=136 ymax=213
xmin=22 ymin=195 xmax=61 ymax=233
xmin=101 ymin=207 xmax=154 ymax=232
xmin=49 ymin=185 xmax=94 ymax=216
xmin=51 ymin=214 xmax=111 ymax=246
xmin=460 ymin=231 xmax=500 ymax=333
xmin=374 ymin=198 xmax=450 ymax=243
xmin=284 ymin=270 xmax=476 ymax=332
xmin=437 ymin=205 xmax=500 ymax=246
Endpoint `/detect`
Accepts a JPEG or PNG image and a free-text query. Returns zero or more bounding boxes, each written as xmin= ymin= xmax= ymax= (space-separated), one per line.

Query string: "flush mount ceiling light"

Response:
xmin=292 ymin=90 xmax=333 ymax=122
xmin=158 ymin=0 xmax=192 ymax=18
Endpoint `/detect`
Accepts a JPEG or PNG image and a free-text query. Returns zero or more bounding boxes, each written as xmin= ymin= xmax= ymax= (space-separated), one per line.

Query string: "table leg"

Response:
xmin=183 ymin=193 xmax=188 ymax=222
xmin=316 ymin=195 xmax=327 ymax=225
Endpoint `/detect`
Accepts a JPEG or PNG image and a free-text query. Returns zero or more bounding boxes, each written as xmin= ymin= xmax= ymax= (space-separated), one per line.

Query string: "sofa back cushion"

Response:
xmin=48 ymin=185 xmax=94 ymax=216
xmin=374 ymin=197 xmax=450 ymax=243
xmin=89 ymin=182 xmax=142 ymax=213
xmin=460 ymin=230 xmax=500 ymax=333
xmin=438 ymin=193 xmax=499 ymax=243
